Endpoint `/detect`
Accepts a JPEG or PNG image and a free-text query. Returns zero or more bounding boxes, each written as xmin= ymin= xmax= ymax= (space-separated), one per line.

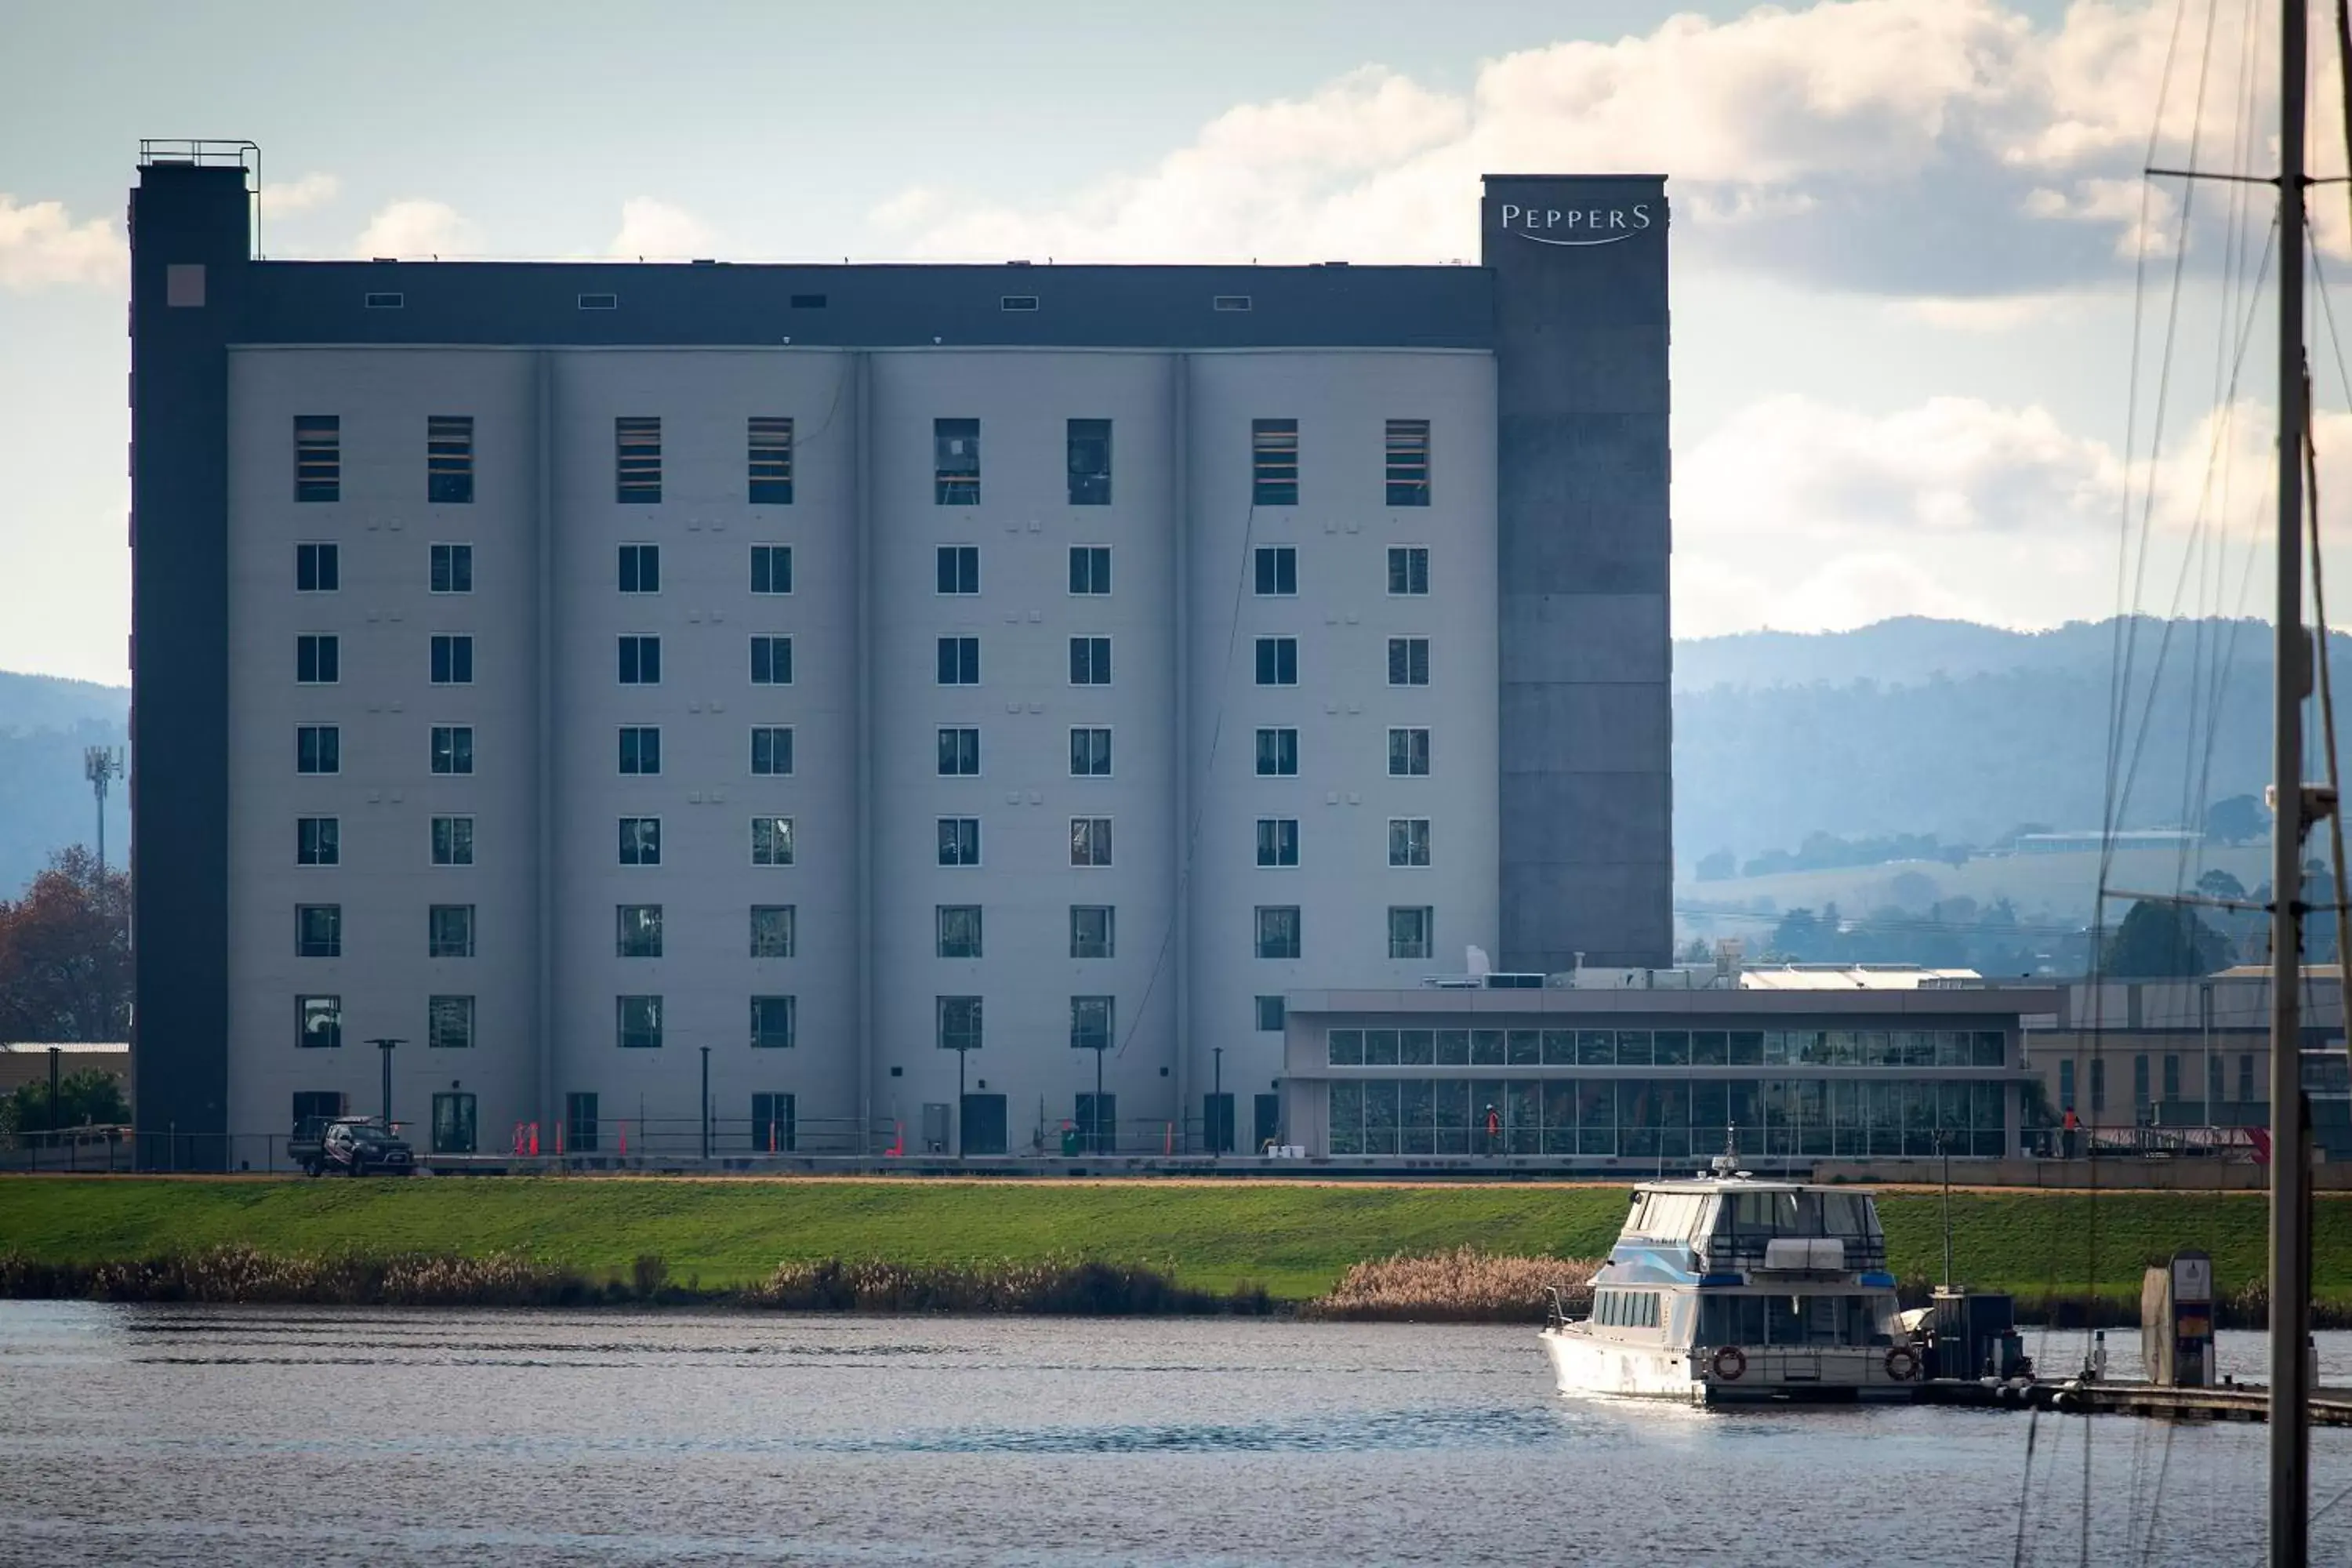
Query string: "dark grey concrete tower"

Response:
xmin=129 ymin=152 xmax=250 ymax=1167
xmin=1483 ymin=174 xmax=1672 ymax=971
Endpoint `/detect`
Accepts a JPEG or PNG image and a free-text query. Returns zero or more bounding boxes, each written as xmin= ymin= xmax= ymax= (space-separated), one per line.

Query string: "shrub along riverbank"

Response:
xmin=2 ymin=1178 xmax=2348 ymax=1319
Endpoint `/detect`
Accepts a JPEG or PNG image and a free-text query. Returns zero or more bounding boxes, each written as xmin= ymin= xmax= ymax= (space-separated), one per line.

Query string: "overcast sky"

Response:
xmin=2 ymin=0 xmax=2341 ymax=684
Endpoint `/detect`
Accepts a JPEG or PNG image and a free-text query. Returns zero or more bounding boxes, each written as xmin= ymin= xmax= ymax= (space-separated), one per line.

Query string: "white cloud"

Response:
xmin=873 ymin=0 xmax=2342 ymax=293
xmin=350 ymin=200 xmax=478 ymax=259
xmin=0 ymin=196 xmax=126 ymax=290
xmin=264 ymin=172 xmax=339 ymax=216
xmin=608 ymin=198 xmax=715 ymax=259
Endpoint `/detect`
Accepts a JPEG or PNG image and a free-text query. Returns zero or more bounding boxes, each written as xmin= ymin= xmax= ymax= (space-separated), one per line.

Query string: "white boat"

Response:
xmin=1540 ymin=1161 xmax=1920 ymax=1404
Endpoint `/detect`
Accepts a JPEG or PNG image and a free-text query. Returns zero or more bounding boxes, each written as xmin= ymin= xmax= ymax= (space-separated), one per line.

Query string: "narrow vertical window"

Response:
xmin=1388 ymin=818 xmax=1432 ymax=867
xmin=297 ymin=724 xmax=341 ymax=775
xmin=618 ymin=726 xmax=662 ymax=775
xmin=296 ymin=816 xmax=339 ymax=866
xmin=937 ymin=637 xmax=980 ymax=684
xmin=937 ymin=546 xmax=980 ymax=595
xmin=616 ymin=416 xmax=662 ymax=503
xmin=1069 ymin=817 xmax=1113 ymax=867
xmin=751 ymin=815 xmax=796 ymax=866
xmin=1387 ymin=546 xmax=1430 ymax=596
xmin=1069 ymin=636 xmax=1112 ymax=685
xmin=1387 ymin=637 xmax=1430 ymax=687
xmin=750 ymin=635 xmax=793 ymax=685
xmin=751 ymin=545 xmax=793 ymax=593
xmin=616 ymin=998 xmax=663 ymax=1051
xmin=430 ymin=633 xmax=474 ymax=685
xmin=1067 ymin=418 xmax=1112 ymax=505
xmin=618 ymin=635 xmax=662 ymax=685
xmin=618 ymin=817 xmax=662 ymax=866
xmin=296 ymin=543 xmax=339 ymax=593
xmin=1253 ymin=546 xmax=1296 ymax=596
xmin=1387 ymin=728 xmax=1431 ymax=777
xmin=937 ymin=727 xmax=981 ymax=776
xmin=430 ymin=725 xmax=474 ymax=775
xmin=1254 ymin=637 xmax=1298 ymax=687
xmin=1069 ymin=728 xmax=1111 ymax=777
xmin=430 ymin=543 xmax=474 ymax=593
xmin=935 ymin=417 xmax=980 ymax=504
xmin=750 ymin=906 xmax=797 ymax=957
xmin=1385 ymin=419 xmax=1432 ymax=506
xmin=1251 ymin=418 xmax=1298 ymax=506
xmin=295 ymin=416 xmax=339 ymax=502
xmin=750 ymin=996 xmax=797 ymax=1049
xmin=936 ymin=905 xmax=984 ymax=959
xmin=618 ymin=544 xmax=661 ymax=593
xmin=296 ymin=634 xmax=339 ymax=685
xmin=1067 ymin=546 xmax=1111 ymax=595
xmin=748 ymin=416 xmax=794 ymax=504
xmin=750 ymin=725 xmax=794 ymax=775
xmin=1254 ymin=728 xmax=1298 ymax=776
xmin=428 ymin=415 xmax=475 ymax=503
xmin=1255 ymin=818 xmax=1300 ymax=868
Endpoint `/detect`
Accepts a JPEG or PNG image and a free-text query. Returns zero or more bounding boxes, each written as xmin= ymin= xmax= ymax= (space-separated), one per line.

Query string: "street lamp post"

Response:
xmin=365 ymin=1038 xmax=405 ymax=1129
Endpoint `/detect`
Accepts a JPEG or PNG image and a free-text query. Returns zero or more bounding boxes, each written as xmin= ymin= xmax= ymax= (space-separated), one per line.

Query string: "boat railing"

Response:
xmin=1697 ymin=1234 xmax=1887 ymax=1274
xmin=1544 ymin=1286 xmax=1577 ymax=1330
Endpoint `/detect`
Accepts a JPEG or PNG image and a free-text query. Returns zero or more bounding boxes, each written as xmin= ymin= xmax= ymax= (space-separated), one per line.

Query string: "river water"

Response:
xmin=2 ymin=1303 xmax=2349 ymax=1566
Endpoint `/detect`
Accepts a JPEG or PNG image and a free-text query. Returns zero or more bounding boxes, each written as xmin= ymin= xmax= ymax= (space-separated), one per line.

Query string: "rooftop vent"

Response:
xmin=363 ymin=292 xmax=405 ymax=310
xmin=578 ymin=292 xmax=618 ymax=310
xmin=1212 ymin=294 xmax=1253 ymax=312
xmin=1000 ymin=295 xmax=1039 ymax=312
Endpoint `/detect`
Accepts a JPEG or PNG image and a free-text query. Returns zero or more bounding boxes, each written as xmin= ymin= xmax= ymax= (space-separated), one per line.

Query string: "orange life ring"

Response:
xmin=1885 ymin=1345 xmax=1919 ymax=1381
xmin=1711 ymin=1345 xmax=1747 ymax=1381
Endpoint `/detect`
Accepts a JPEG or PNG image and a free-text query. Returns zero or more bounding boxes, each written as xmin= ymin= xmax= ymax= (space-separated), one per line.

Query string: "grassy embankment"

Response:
xmin=3 ymin=1178 xmax=2349 ymax=1318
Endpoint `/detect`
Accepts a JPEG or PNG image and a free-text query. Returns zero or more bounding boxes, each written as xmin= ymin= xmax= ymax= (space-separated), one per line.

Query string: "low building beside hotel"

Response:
xmin=1279 ymin=982 xmax=2055 ymax=1166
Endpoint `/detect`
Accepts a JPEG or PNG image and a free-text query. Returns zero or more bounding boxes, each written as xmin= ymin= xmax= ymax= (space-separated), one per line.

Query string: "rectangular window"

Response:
xmin=936 ymin=904 xmax=983 ymax=959
xmin=296 ymin=633 xmax=339 ymax=685
xmin=1388 ymin=727 xmax=1430 ymax=776
xmin=431 ymin=815 xmax=474 ymax=866
xmin=430 ymin=543 xmax=474 ymax=594
xmin=1069 ymin=727 xmax=1112 ymax=777
xmin=1251 ymin=418 xmax=1298 ymax=506
xmin=1256 ymin=818 xmax=1299 ymax=868
xmin=1070 ymin=817 xmax=1113 ymax=867
xmin=1254 ymin=728 xmax=1298 ymax=776
xmin=2163 ymin=1054 xmax=2182 ymax=1101
xmin=750 ymin=544 xmax=793 ymax=594
xmin=296 ymin=542 xmax=339 ymax=593
xmin=297 ymin=724 xmax=340 ymax=775
xmin=1068 ymin=418 xmax=1112 ymax=505
xmin=938 ymin=727 xmax=982 ymax=776
xmin=938 ymin=996 xmax=983 ymax=1053
xmin=619 ymin=816 xmax=662 ymax=866
xmin=430 ymin=633 xmax=474 ymax=685
xmin=1387 ymin=637 xmax=1429 ymax=687
xmin=1068 ymin=546 xmax=1111 ymax=596
xmin=751 ymin=815 xmax=796 ymax=866
xmin=617 ymin=996 xmax=662 ymax=1051
xmin=1070 ymin=995 xmax=1114 ymax=1053
xmin=2240 ymin=1053 xmax=2255 ymax=1103
xmin=1069 ymin=636 xmax=1111 ymax=685
xmin=617 ymin=903 xmax=663 ymax=957
xmin=296 ymin=816 xmax=339 ymax=866
xmin=618 ymin=543 xmax=660 ymax=594
xmin=750 ymin=995 xmax=797 ymax=1049
xmin=1254 ymin=637 xmax=1298 ymax=686
xmin=2059 ymin=1058 xmax=2077 ymax=1112
xmin=1388 ymin=546 xmax=1430 ymax=596
xmin=1388 ymin=906 xmax=1433 ymax=960
xmin=619 ymin=726 xmax=662 ymax=775
xmin=748 ymin=416 xmax=794 ymax=504
xmin=1385 ymin=419 xmax=1432 ymax=506
xmin=432 ymin=1091 xmax=477 ymax=1153
xmin=938 ymin=817 xmax=982 ymax=866
xmin=753 ymin=1091 xmax=797 ymax=1152
xmin=1388 ymin=818 xmax=1432 ymax=867
xmin=2209 ymin=1054 xmax=2225 ymax=1105
xmin=616 ymin=416 xmax=661 ymax=503
xmin=427 ymin=903 xmax=475 ymax=958
xmin=2133 ymin=1053 xmax=2151 ymax=1109
xmin=936 ymin=546 xmax=980 ymax=595
xmin=298 ymin=995 xmax=343 ymax=1050
xmin=2090 ymin=1058 xmax=2107 ymax=1114
xmin=1254 ymin=996 xmax=1285 ymax=1033
xmin=750 ymin=635 xmax=793 ymax=685
xmin=1253 ymin=546 xmax=1297 ymax=597
xmin=427 ymin=415 xmax=474 ymax=504
xmin=430 ymin=724 xmax=474 ymax=775
xmin=937 ymin=636 xmax=980 ymax=684
xmin=427 ymin=995 xmax=474 ymax=1051
xmin=1254 ymin=906 xmax=1301 ymax=960
xmin=295 ymin=415 xmax=339 ymax=502
xmin=566 ymin=1092 xmax=600 ymax=1152
xmin=618 ymin=635 xmax=661 ymax=684
xmin=1070 ymin=906 xmax=1114 ymax=959
xmin=750 ymin=725 xmax=794 ymax=776
xmin=935 ymin=417 xmax=980 ymax=505
xmin=296 ymin=904 xmax=342 ymax=958
xmin=750 ymin=905 xmax=796 ymax=957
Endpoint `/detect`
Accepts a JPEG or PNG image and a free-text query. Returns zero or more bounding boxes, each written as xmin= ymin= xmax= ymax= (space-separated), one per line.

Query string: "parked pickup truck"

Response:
xmin=289 ymin=1116 xmax=415 ymax=1177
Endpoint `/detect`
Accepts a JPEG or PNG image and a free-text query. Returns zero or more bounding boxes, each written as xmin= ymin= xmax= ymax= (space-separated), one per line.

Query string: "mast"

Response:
xmin=2271 ymin=0 xmax=2313 ymax=1558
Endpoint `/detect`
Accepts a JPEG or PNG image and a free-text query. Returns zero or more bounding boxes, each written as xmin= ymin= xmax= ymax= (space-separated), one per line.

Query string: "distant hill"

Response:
xmin=0 ymin=672 xmax=129 ymax=896
xmin=1674 ymin=616 xmax=2322 ymax=869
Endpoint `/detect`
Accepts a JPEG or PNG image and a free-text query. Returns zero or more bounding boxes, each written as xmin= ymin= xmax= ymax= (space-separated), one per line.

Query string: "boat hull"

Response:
xmin=1540 ymin=1327 xmax=1916 ymax=1405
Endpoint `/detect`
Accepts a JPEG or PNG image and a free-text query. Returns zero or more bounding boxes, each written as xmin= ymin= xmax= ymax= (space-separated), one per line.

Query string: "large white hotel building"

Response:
xmin=128 ymin=147 xmax=1672 ymax=1166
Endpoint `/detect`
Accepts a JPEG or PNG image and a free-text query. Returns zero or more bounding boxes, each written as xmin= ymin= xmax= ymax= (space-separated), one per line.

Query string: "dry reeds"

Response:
xmin=0 ymin=1246 xmax=606 ymax=1306
xmin=1302 ymin=1247 xmax=1596 ymax=1323
xmin=746 ymin=1256 xmax=1273 ymax=1316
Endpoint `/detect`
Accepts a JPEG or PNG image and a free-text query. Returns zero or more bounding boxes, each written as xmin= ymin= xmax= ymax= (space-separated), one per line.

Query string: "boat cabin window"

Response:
xmin=1629 ymin=1192 xmax=1715 ymax=1243
xmin=1595 ymin=1288 xmax=1661 ymax=1329
xmin=1711 ymin=1190 xmax=1881 ymax=1246
xmin=1696 ymin=1293 xmax=1893 ymax=1348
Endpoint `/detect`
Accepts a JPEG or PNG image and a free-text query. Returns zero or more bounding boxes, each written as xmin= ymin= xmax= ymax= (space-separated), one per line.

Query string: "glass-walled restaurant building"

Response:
xmin=1279 ymin=985 xmax=2059 ymax=1167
